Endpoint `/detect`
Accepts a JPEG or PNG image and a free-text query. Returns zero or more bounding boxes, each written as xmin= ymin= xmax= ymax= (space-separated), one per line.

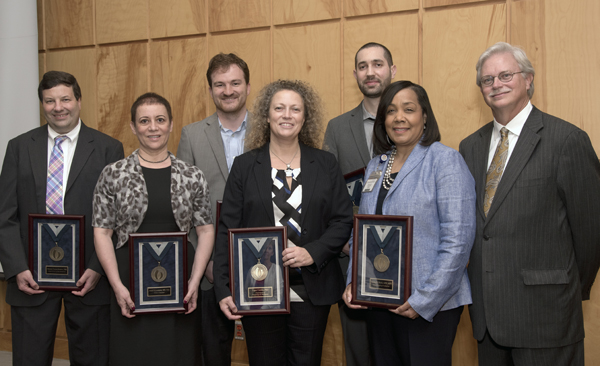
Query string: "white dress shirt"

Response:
xmin=487 ymin=102 xmax=533 ymax=173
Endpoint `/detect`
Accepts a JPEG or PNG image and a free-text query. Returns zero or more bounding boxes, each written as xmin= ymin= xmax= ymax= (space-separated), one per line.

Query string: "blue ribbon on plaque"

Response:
xmin=41 ymin=223 xmax=73 ymax=274
xmin=368 ymin=225 xmax=397 ymax=273
xmin=143 ymin=242 xmax=174 ymax=285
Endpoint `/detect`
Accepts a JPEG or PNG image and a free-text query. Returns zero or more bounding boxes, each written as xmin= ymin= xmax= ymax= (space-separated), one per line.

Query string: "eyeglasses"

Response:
xmin=480 ymin=71 xmax=524 ymax=87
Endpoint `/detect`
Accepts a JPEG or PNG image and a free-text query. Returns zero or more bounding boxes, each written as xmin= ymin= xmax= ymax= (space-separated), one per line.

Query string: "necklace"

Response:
xmin=271 ymin=147 xmax=299 ymax=177
xmin=382 ymin=147 xmax=397 ymax=190
xmin=138 ymin=152 xmax=170 ymax=164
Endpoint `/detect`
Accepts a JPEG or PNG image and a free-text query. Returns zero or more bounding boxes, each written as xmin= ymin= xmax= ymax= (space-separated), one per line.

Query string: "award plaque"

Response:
xmin=344 ymin=167 xmax=366 ymax=215
xmin=28 ymin=214 xmax=85 ymax=291
xmin=129 ymin=232 xmax=188 ymax=314
xmin=228 ymin=227 xmax=290 ymax=315
xmin=351 ymin=214 xmax=413 ymax=309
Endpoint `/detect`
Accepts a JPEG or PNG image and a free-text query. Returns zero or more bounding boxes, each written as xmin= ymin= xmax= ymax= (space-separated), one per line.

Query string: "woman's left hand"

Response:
xmin=282 ymin=247 xmax=314 ymax=267
xmin=390 ymin=300 xmax=419 ymax=319
xmin=184 ymin=277 xmax=201 ymax=314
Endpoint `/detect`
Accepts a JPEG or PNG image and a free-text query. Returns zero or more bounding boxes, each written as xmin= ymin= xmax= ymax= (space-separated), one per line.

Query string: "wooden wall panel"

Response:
xmin=46 ymin=48 xmax=98 ymax=129
xmin=97 ymin=43 xmax=148 ymax=154
xmin=344 ymin=0 xmax=417 ymax=17
xmin=424 ymin=0 xmax=490 ymax=9
xmin=274 ymin=0 xmax=341 ymax=25
xmin=96 ymin=0 xmax=148 ymax=44
xmin=37 ymin=0 xmax=44 ymax=50
xmin=150 ymin=37 xmax=208 ymax=154
xmin=45 ymin=0 xmax=93 ymax=49
xmin=149 ymin=0 xmax=207 ymax=39
xmin=452 ymin=306 xmax=478 ymax=365
xmin=512 ymin=0 xmax=600 ymax=152
xmin=274 ymin=22 xmax=341 ymax=125
xmin=422 ymin=3 xmax=506 ymax=150
xmin=208 ymin=0 xmax=270 ymax=32
xmin=342 ymin=13 xmax=419 ymax=113
xmin=321 ymin=304 xmax=345 ymax=365
xmin=207 ymin=30 xmax=272 ymax=116
xmin=583 ymin=286 xmax=600 ymax=365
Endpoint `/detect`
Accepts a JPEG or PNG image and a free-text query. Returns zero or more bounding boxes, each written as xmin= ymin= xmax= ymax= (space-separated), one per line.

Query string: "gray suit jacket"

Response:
xmin=323 ymin=103 xmax=371 ymax=175
xmin=177 ymin=112 xmax=250 ymax=290
xmin=459 ymin=106 xmax=600 ymax=348
xmin=0 ymin=123 xmax=124 ymax=306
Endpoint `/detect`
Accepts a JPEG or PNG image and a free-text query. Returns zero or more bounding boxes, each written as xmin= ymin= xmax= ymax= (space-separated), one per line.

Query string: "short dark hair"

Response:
xmin=373 ymin=81 xmax=441 ymax=155
xmin=38 ymin=71 xmax=82 ymax=102
xmin=206 ymin=53 xmax=250 ymax=87
xmin=355 ymin=42 xmax=394 ymax=69
xmin=130 ymin=92 xmax=173 ymax=124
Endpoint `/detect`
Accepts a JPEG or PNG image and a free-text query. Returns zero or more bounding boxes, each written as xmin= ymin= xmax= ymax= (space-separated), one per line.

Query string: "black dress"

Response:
xmin=110 ymin=166 xmax=200 ymax=366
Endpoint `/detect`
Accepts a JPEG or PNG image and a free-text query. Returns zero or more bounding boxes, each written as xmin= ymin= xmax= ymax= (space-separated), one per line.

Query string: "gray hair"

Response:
xmin=476 ymin=42 xmax=535 ymax=99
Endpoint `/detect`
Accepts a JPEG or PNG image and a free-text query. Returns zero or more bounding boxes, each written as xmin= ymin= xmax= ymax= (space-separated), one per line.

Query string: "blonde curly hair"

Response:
xmin=245 ymin=80 xmax=324 ymax=150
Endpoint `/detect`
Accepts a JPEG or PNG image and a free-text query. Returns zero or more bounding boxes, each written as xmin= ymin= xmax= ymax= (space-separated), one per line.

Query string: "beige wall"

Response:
xmin=1 ymin=0 xmax=597 ymax=364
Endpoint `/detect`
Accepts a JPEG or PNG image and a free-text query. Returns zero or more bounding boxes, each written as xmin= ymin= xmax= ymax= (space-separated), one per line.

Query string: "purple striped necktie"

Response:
xmin=46 ymin=135 xmax=69 ymax=215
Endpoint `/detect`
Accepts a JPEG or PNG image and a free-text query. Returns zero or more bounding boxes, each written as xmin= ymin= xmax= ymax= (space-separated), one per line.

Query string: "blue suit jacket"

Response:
xmin=349 ymin=142 xmax=476 ymax=321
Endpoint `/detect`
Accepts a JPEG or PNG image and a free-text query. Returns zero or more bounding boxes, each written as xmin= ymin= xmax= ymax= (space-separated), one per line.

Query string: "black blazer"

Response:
xmin=214 ymin=143 xmax=353 ymax=306
xmin=0 ymin=123 xmax=124 ymax=306
xmin=459 ymin=107 xmax=600 ymax=348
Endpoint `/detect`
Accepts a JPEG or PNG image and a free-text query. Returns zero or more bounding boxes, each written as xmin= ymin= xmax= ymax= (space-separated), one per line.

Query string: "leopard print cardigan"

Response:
xmin=92 ymin=150 xmax=212 ymax=249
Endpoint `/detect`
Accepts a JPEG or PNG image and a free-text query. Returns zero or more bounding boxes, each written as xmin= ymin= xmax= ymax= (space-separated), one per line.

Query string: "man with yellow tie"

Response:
xmin=459 ymin=42 xmax=600 ymax=366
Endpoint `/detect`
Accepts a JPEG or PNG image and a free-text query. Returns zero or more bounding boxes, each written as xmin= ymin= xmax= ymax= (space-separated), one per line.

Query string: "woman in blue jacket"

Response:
xmin=343 ymin=80 xmax=476 ymax=366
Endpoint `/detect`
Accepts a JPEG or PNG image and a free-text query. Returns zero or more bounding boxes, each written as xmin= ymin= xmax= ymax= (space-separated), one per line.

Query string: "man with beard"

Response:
xmin=177 ymin=53 xmax=251 ymax=366
xmin=322 ymin=42 xmax=396 ymax=366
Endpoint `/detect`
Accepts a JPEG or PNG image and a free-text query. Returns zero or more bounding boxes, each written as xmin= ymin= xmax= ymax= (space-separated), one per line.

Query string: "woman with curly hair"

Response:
xmin=214 ymin=80 xmax=353 ymax=365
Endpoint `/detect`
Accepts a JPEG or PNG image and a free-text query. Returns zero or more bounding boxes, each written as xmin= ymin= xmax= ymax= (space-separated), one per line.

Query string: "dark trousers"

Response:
xmin=200 ymin=286 xmax=235 ymax=366
xmin=11 ymin=292 xmax=109 ymax=366
xmin=242 ymin=301 xmax=331 ymax=366
xmin=478 ymin=330 xmax=584 ymax=366
xmin=367 ymin=306 xmax=463 ymax=366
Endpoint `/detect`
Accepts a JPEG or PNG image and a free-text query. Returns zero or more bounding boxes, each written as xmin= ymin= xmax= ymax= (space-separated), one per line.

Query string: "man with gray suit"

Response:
xmin=322 ymin=42 xmax=396 ymax=366
xmin=0 ymin=71 xmax=123 ymax=365
xmin=177 ymin=53 xmax=251 ymax=366
xmin=459 ymin=42 xmax=600 ymax=365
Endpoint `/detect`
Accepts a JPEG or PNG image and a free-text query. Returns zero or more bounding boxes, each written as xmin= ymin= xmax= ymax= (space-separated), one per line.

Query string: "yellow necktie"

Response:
xmin=484 ymin=127 xmax=509 ymax=216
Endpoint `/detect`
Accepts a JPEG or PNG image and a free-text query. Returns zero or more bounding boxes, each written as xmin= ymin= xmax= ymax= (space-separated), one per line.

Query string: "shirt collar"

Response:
xmin=218 ymin=111 xmax=248 ymax=133
xmin=492 ymin=101 xmax=532 ymax=137
xmin=47 ymin=119 xmax=81 ymax=142
xmin=361 ymin=102 xmax=376 ymax=121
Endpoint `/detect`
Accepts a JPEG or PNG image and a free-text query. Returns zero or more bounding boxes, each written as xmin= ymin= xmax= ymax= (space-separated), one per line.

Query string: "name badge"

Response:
xmin=362 ymin=170 xmax=382 ymax=193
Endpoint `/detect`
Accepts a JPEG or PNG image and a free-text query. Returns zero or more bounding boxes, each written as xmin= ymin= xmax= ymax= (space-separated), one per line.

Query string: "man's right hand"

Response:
xmin=16 ymin=270 xmax=44 ymax=295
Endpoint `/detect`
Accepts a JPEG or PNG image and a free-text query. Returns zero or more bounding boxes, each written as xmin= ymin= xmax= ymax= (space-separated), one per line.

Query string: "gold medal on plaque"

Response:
xmin=151 ymin=262 xmax=168 ymax=282
xmin=251 ymin=260 xmax=268 ymax=281
xmin=49 ymin=244 xmax=65 ymax=262
xmin=374 ymin=249 xmax=390 ymax=272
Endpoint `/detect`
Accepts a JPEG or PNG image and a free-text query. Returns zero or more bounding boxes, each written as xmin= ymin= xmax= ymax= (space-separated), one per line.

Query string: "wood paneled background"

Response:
xmin=1 ymin=0 xmax=598 ymax=364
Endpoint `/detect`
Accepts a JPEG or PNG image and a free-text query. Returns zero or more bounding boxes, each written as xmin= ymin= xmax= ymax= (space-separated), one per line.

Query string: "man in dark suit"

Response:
xmin=459 ymin=42 xmax=600 ymax=365
xmin=0 ymin=71 xmax=123 ymax=365
xmin=322 ymin=42 xmax=396 ymax=366
xmin=177 ymin=53 xmax=251 ymax=366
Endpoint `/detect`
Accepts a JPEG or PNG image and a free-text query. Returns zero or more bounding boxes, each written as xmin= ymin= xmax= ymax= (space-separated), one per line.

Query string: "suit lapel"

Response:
xmin=349 ymin=104 xmax=372 ymax=167
xmin=387 ymin=143 xmax=427 ymax=197
xmin=206 ymin=115 xmax=230 ymax=181
xmin=299 ymin=144 xmax=316 ymax=228
xmin=29 ymin=126 xmax=49 ymax=213
xmin=254 ymin=145 xmax=275 ymax=225
xmin=485 ymin=108 xmax=543 ymax=223
xmin=66 ymin=123 xmax=93 ymax=194
xmin=474 ymin=124 xmax=494 ymax=220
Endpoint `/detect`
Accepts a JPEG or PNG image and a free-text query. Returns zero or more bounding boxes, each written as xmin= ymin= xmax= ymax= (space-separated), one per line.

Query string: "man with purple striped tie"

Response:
xmin=0 ymin=71 xmax=123 ymax=365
